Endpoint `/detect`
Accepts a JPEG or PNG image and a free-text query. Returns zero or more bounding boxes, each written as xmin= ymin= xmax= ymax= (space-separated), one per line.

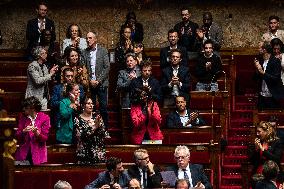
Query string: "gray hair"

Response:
xmin=54 ymin=180 xmax=72 ymax=189
xmin=174 ymin=145 xmax=190 ymax=157
xmin=32 ymin=46 xmax=45 ymax=60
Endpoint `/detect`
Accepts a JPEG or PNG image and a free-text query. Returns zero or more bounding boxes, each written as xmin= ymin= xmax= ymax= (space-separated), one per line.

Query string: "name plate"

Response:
xmin=141 ymin=140 xmax=162 ymax=144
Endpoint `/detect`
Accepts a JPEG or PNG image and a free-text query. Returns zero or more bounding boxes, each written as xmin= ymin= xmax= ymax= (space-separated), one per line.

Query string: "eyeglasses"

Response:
xmin=174 ymin=156 xmax=188 ymax=160
xmin=138 ymin=156 xmax=149 ymax=161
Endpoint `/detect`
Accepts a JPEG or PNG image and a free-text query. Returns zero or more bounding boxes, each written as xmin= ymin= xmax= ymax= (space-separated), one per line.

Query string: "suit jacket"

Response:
xmin=166 ymin=164 xmax=212 ymax=189
xmin=127 ymin=164 xmax=163 ymax=188
xmin=255 ymin=56 xmax=284 ymax=99
xmin=117 ymin=66 xmax=141 ymax=108
xmin=249 ymin=139 xmax=283 ymax=174
xmin=166 ymin=109 xmax=206 ymax=128
xmin=160 ymin=45 xmax=188 ymax=69
xmin=25 ymin=61 xmax=52 ymax=109
xmin=15 ymin=112 xmax=51 ymax=165
xmin=81 ymin=45 xmax=110 ymax=87
xmin=160 ymin=66 xmax=190 ymax=100
xmin=85 ymin=170 xmax=130 ymax=189
xmin=255 ymin=179 xmax=277 ymax=189
xmin=26 ymin=17 xmax=56 ymax=54
xmin=202 ymin=22 xmax=223 ymax=51
xmin=130 ymin=76 xmax=162 ymax=103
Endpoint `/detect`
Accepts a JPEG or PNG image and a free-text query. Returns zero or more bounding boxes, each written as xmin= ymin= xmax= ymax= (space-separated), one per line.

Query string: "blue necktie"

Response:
xmin=183 ymin=169 xmax=190 ymax=182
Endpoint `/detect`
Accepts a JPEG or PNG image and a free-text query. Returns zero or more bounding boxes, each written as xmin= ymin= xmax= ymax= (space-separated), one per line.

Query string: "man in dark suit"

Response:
xmin=174 ymin=7 xmax=199 ymax=60
xmin=160 ymin=49 xmax=190 ymax=107
xmin=254 ymin=42 xmax=284 ymax=110
xmin=130 ymin=60 xmax=162 ymax=104
xmin=85 ymin=157 xmax=130 ymax=189
xmin=167 ymin=145 xmax=212 ymax=189
xmin=26 ymin=2 xmax=56 ymax=60
xmin=166 ymin=96 xmax=205 ymax=128
xmin=127 ymin=149 xmax=162 ymax=188
xmin=160 ymin=29 xmax=188 ymax=69
xmin=81 ymin=31 xmax=110 ymax=137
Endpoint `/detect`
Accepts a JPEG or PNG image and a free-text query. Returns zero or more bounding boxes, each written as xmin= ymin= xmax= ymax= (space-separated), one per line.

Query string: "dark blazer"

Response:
xmin=26 ymin=17 xmax=56 ymax=54
xmin=166 ymin=164 xmax=212 ymax=189
xmin=255 ymin=56 xmax=284 ymax=99
xmin=127 ymin=164 xmax=163 ymax=188
xmin=85 ymin=170 xmax=130 ymax=189
xmin=81 ymin=45 xmax=110 ymax=87
xmin=160 ymin=45 xmax=189 ymax=69
xmin=166 ymin=109 xmax=206 ymax=128
xmin=255 ymin=179 xmax=277 ymax=189
xmin=130 ymin=76 xmax=162 ymax=103
xmin=160 ymin=66 xmax=190 ymax=100
xmin=249 ymin=139 xmax=283 ymax=174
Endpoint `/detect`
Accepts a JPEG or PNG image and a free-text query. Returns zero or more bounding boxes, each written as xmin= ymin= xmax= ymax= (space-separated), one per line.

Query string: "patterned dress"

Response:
xmin=75 ymin=114 xmax=106 ymax=164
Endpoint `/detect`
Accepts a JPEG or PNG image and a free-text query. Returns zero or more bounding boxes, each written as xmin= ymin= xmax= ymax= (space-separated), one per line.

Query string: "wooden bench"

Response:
xmin=0 ymin=92 xmax=25 ymax=113
xmin=0 ymin=76 xmax=27 ymax=92
xmin=0 ymin=60 xmax=29 ymax=76
xmin=46 ymin=144 xmax=217 ymax=165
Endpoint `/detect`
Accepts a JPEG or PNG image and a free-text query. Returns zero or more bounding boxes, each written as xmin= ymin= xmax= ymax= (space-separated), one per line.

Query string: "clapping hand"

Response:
xmin=23 ymin=125 xmax=33 ymax=132
xmin=171 ymin=76 xmax=180 ymax=86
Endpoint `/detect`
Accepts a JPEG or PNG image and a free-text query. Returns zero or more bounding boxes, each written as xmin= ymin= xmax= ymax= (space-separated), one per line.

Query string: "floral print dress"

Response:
xmin=75 ymin=114 xmax=106 ymax=164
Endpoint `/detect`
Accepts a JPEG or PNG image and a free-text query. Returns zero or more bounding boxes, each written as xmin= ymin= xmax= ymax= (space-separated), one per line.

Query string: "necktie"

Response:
xmin=143 ymin=170 xmax=147 ymax=188
xmin=183 ymin=169 xmax=189 ymax=180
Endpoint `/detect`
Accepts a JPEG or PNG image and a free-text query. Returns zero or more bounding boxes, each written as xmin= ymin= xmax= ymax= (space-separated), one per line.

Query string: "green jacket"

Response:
xmin=56 ymin=98 xmax=74 ymax=144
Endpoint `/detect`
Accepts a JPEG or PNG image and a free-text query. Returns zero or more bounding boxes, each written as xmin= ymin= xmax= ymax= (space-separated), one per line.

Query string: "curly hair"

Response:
xmin=257 ymin=121 xmax=279 ymax=143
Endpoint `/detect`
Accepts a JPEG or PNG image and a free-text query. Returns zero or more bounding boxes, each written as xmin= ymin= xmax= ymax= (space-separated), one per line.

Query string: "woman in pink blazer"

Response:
xmin=130 ymin=89 xmax=163 ymax=144
xmin=15 ymin=96 xmax=51 ymax=165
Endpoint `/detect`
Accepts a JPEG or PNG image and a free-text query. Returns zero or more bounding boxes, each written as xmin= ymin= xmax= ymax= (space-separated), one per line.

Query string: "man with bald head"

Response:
xmin=81 ymin=32 xmax=111 ymax=137
xmin=200 ymin=12 xmax=223 ymax=53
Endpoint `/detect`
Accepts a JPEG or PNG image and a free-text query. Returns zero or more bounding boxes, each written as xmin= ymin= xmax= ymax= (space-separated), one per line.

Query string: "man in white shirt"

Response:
xmin=262 ymin=15 xmax=284 ymax=43
xmin=81 ymin=32 xmax=111 ymax=137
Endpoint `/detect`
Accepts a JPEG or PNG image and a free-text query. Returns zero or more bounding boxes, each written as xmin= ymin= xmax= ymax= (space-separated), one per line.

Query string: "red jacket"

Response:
xmin=130 ymin=101 xmax=163 ymax=144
